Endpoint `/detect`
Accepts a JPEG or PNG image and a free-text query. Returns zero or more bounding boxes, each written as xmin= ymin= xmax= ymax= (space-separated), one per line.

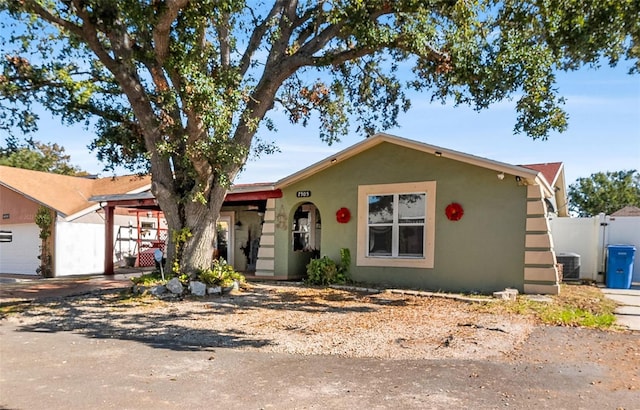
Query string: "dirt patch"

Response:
xmin=4 ymin=282 xmax=534 ymax=360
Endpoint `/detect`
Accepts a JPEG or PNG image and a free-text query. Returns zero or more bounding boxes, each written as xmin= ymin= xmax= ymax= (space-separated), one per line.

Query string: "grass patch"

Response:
xmin=477 ymin=284 xmax=619 ymax=329
xmin=131 ymin=271 xmax=166 ymax=286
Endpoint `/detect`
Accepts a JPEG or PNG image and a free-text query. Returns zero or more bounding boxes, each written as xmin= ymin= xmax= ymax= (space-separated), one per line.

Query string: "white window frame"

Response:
xmin=357 ymin=181 xmax=436 ymax=269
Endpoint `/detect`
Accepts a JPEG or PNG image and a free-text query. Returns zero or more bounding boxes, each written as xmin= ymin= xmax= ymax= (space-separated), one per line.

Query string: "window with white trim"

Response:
xmin=357 ymin=182 xmax=436 ymax=268
xmin=368 ymin=193 xmax=425 ymax=257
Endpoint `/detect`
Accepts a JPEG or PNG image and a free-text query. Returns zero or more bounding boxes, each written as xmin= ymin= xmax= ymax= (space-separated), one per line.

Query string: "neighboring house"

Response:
xmin=611 ymin=206 xmax=640 ymax=217
xmin=252 ymin=133 xmax=565 ymax=295
xmin=0 ymin=166 xmax=152 ymax=276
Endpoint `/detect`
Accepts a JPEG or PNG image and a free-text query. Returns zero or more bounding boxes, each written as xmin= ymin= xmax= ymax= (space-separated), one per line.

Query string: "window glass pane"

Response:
xmin=368 ymin=195 xmax=393 ymax=224
xmin=293 ymin=232 xmax=310 ymax=251
xmin=399 ymin=225 xmax=424 ymax=256
xmin=398 ymin=193 xmax=425 ymax=223
xmin=368 ymin=226 xmax=392 ymax=256
xmin=292 ymin=203 xmax=316 ymax=251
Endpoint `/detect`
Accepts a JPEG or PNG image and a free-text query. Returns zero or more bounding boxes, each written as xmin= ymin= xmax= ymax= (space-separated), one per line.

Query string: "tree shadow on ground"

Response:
xmin=200 ymin=284 xmax=410 ymax=315
xmin=7 ymin=283 xmax=413 ymax=352
xmin=12 ymin=293 xmax=272 ymax=352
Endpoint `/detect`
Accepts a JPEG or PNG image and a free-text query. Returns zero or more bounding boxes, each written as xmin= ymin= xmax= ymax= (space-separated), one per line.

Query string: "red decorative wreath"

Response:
xmin=336 ymin=207 xmax=351 ymax=223
xmin=445 ymin=202 xmax=464 ymax=221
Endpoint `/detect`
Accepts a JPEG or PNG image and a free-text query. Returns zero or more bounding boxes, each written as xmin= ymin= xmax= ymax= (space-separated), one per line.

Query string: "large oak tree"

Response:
xmin=1 ymin=0 xmax=638 ymax=275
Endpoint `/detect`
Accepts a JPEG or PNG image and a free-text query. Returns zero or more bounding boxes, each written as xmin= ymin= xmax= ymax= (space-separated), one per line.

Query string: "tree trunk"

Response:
xmin=155 ymin=181 xmax=228 ymax=277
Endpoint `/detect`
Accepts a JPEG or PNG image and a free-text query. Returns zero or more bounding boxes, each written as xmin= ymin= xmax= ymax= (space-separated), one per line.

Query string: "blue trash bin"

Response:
xmin=606 ymin=245 xmax=636 ymax=289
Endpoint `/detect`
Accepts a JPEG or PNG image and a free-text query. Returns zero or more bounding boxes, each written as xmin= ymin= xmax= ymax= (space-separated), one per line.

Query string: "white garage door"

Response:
xmin=0 ymin=224 xmax=40 ymax=275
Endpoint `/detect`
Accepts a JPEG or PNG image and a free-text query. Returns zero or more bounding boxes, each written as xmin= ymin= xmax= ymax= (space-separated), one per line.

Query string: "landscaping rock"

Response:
xmin=132 ymin=285 xmax=147 ymax=295
xmin=493 ymin=288 xmax=519 ymax=301
xmin=166 ymin=278 xmax=184 ymax=294
xmin=208 ymin=286 xmax=222 ymax=295
xmin=190 ymin=281 xmax=206 ymax=297
xmin=150 ymin=285 xmax=167 ymax=296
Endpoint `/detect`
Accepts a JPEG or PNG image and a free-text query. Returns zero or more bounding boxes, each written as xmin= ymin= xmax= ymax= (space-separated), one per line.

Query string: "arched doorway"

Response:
xmin=292 ymin=202 xmax=321 ymax=253
xmin=215 ymin=212 xmax=234 ymax=265
xmin=290 ymin=202 xmax=321 ymax=276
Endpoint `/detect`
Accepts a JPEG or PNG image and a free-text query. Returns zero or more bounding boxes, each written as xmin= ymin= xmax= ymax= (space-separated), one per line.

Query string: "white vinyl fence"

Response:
xmin=549 ymin=214 xmax=640 ymax=284
xmin=55 ymin=221 xmax=105 ymax=276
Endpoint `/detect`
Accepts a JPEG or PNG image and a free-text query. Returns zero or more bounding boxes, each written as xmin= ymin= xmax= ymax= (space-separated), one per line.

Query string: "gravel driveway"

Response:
xmin=4 ymin=283 xmax=534 ymax=360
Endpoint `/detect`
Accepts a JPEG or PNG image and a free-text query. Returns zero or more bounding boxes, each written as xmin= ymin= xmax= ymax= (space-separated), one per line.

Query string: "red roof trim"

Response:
xmin=224 ymin=189 xmax=282 ymax=202
xmin=521 ymin=162 xmax=562 ymax=186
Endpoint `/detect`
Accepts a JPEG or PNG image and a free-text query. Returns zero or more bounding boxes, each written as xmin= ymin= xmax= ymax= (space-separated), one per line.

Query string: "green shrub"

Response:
xmin=306 ymin=248 xmax=351 ymax=286
xmin=339 ymin=248 xmax=351 ymax=275
xmin=197 ymin=259 xmax=245 ymax=288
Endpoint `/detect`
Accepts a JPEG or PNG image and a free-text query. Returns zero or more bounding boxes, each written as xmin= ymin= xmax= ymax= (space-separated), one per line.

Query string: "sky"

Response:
xmin=28 ymin=62 xmax=640 ymax=187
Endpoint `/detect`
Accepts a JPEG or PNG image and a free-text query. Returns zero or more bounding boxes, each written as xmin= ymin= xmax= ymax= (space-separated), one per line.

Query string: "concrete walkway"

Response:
xmin=0 ymin=270 xmax=148 ymax=302
xmin=601 ymin=285 xmax=640 ymax=331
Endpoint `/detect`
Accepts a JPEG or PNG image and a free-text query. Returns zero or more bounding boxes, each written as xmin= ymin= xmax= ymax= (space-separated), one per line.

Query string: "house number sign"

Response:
xmin=296 ymin=190 xmax=311 ymax=198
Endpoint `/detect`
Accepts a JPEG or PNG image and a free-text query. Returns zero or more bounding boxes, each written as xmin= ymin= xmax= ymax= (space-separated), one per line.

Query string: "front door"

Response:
xmin=217 ymin=213 xmax=234 ymax=266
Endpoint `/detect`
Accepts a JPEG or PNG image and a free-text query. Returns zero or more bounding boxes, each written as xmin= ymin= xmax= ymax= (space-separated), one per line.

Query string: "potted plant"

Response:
xmin=124 ymin=253 xmax=137 ymax=267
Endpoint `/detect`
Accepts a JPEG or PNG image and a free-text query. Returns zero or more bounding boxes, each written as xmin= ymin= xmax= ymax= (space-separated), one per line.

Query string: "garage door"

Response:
xmin=0 ymin=224 xmax=40 ymax=275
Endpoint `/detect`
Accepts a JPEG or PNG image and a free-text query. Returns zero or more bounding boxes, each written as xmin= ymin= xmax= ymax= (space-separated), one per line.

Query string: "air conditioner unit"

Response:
xmin=557 ymin=252 xmax=580 ymax=281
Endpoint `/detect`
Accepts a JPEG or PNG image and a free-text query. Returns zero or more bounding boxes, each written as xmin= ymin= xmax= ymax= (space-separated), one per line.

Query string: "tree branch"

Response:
xmin=153 ymin=0 xmax=190 ymax=65
xmin=265 ymin=0 xmax=299 ymax=67
xmin=21 ymin=0 xmax=84 ymax=39
xmin=291 ymin=4 xmax=327 ymax=48
xmin=238 ymin=2 xmax=284 ymax=76
xmin=216 ymin=12 xmax=231 ymax=68
xmin=312 ymin=46 xmax=376 ymax=68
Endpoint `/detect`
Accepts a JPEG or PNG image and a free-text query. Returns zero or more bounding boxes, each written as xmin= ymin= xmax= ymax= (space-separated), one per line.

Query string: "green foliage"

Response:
xmin=197 ymin=259 xmax=245 ymax=288
xmin=539 ymin=307 xmax=616 ymax=328
xmin=340 ymin=248 xmax=351 ymax=276
xmin=478 ymin=284 xmax=619 ymax=329
xmin=1 ymin=0 xmax=638 ymax=274
xmin=306 ymin=257 xmax=339 ymax=286
xmin=306 ymin=248 xmax=351 ymax=286
xmin=171 ymin=228 xmax=192 ymax=275
xmin=34 ymin=206 xmax=52 ymax=240
xmin=0 ymin=137 xmax=83 ymax=175
xmin=34 ymin=205 xmax=53 ymax=277
xmin=568 ymin=170 xmax=640 ymax=216
xmin=131 ymin=271 xmax=166 ymax=286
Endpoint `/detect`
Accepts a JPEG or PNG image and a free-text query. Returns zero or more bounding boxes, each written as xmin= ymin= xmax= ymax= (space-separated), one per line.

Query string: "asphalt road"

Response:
xmin=1 ymin=275 xmax=639 ymax=409
xmin=1 ymin=321 xmax=638 ymax=410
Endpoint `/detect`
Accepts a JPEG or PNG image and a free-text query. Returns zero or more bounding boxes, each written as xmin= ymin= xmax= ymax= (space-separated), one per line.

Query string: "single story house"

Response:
xmin=0 ymin=166 xmax=153 ymax=276
xmin=251 ymin=133 xmax=567 ymax=295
